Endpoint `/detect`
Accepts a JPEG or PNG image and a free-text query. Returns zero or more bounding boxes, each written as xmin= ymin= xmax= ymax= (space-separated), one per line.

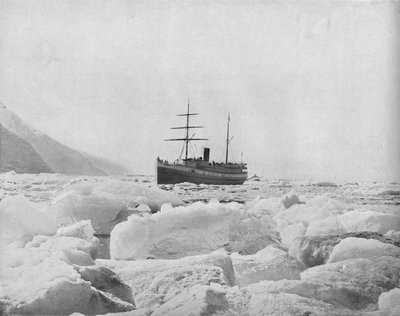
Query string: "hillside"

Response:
xmin=0 ymin=124 xmax=52 ymax=174
xmin=0 ymin=104 xmax=105 ymax=175
xmin=84 ymin=153 xmax=132 ymax=175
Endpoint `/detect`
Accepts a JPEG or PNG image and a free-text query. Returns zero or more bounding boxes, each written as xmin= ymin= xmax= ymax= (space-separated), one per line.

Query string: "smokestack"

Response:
xmin=203 ymin=147 xmax=210 ymax=162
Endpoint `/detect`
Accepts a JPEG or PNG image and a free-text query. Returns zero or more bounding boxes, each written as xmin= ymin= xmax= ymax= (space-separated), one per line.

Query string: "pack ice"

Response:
xmin=46 ymin=180 xmax=184 ymax=234
xmin=1 ymin=175 xmax=400 ymax=315
xmin=110 ymin=200 xmax=281 ymax=260
xmin=0 ymin=197 xmax=135 ymax=314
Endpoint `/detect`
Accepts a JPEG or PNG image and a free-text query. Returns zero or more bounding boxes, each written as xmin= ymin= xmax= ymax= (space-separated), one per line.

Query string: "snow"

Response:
xmin=0 ymin=105 xmax=37 ymax=135
xmin=110 ymin=201 xmax=281 ymax=260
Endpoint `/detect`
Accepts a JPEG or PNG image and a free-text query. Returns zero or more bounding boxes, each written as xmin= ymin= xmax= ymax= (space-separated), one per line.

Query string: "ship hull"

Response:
xmin=156 ymin=161 xmax=247 ymax=185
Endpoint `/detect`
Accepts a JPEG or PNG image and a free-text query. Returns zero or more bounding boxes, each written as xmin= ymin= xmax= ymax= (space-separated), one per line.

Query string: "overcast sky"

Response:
xmin=1 ymin=0 xmax=399 ymax=181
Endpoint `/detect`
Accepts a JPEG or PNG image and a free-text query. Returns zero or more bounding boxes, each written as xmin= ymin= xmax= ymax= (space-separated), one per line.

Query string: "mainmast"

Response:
xmin=225 ymin=113 xmax=234 ymax=164
xmin=165 ymin=99 xmax=207 ymax=164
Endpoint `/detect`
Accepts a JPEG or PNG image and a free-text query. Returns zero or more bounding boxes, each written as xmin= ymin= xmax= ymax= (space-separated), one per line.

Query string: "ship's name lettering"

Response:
xmin=189 ymin=170 xmax=223 ymax=177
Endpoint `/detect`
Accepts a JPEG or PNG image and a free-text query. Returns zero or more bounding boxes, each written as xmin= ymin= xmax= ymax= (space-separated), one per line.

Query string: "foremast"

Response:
xmin=165 ymin=99 xmax=207 ymax=164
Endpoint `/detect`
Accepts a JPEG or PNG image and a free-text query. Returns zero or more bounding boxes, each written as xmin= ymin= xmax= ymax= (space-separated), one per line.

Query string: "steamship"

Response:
xmin=156 ymin=101 xmax=248 ymax=185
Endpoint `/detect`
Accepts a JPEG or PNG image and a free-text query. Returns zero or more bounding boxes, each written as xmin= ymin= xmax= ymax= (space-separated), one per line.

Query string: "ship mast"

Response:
xmin=225 ymin=114 xmax=230 ymax=163
xmin=185 ymin=100 xmax=190 ymax=162
xmin=165 ymin=99 xmax=207 ymax=164
xmin=225 ymin=113 xmax=234 ymax=164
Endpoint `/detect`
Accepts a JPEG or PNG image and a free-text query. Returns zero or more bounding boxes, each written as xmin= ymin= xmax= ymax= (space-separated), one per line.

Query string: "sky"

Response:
xmin=0 ymin=0 xmax=399 ymax=182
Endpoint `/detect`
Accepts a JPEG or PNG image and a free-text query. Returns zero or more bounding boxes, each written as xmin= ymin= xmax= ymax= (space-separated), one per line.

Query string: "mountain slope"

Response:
xmin=0 ymin=124 xmax=53 ymax=174
xmin=84 ymin=153 xmax=132 ymax=175
xmin=0 ymin=104 xmax=106 ymax=176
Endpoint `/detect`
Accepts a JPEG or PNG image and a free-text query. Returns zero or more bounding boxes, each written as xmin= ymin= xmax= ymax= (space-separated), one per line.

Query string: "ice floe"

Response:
xmin=151 ymin=283 xmax=230 ymax=316
xmin=289 ymin=232 xmax=400 ymax=267
xmin=110 ymin=201 xmax=281 ymax=260
xmin=375 ymin=287 xmax=400 ymax=316
xmin=47 ymin=191 xmax=132 ymax=235
xmin=327 ymin=237 xmax=400 ymax=263
xmin=95 ymin=180 xmax=184 ymax=211
xmin=0 ymin=196 xmax=57 ymax=246
xmin=340 ymin=210 xmax=400 ymax=234
xmin=230 ymin=245 xmax=303 ymax=287
xmin=0 ymin=220 xmax=135 ymax=315
xmin=97 ymin=251 xmax=233 ymax=312
xmin=301 ymin=256 xmax=400 ymax=307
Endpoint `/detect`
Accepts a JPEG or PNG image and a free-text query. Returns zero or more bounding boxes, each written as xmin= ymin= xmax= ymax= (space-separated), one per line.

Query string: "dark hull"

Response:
xmin=157 ymin=161 xmax=247 ymax=185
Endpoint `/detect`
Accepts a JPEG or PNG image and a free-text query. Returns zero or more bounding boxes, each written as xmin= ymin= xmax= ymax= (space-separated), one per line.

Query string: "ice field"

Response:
xmin=1 ymin=171 xmax=400 ymax=315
